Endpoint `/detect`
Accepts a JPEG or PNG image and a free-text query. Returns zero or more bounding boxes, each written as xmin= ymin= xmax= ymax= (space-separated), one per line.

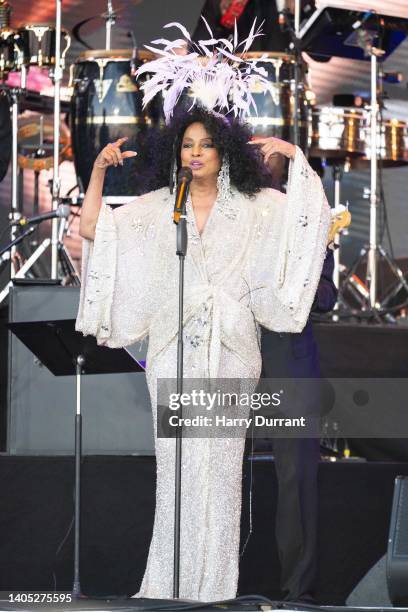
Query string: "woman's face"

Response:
xmin=180 ymin=122 xmax=221 ymax=183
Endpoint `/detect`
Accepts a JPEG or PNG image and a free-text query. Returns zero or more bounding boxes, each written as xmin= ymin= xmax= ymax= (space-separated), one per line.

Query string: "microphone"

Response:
xmin=10 ymin=205 xmax=71 ymax=227
xmin=173 ymin=167 xmax=192 ymax=225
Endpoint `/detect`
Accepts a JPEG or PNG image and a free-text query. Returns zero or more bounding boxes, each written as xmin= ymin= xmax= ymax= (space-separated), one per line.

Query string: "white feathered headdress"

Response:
xmin=135 ymin=18 xmax=270 ymax=123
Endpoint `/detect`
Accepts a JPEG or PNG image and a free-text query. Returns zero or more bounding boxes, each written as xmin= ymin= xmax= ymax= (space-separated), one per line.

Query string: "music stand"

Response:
xmin=7 ymin=319 xmax=143 ymax=598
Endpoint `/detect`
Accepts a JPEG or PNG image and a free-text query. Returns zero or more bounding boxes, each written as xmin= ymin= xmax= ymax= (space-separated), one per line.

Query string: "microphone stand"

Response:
xmin=0 ymin=227 xmax=36 ymax=264
xmin=173 ymin=186 xmax=188 ymax=599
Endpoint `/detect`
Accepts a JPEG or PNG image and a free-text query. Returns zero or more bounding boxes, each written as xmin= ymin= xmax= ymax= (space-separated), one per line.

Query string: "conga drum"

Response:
xmin=17 ymin=24 xmax=70 ymax=68
xmin=242 ymin=51 xmax=311 ymax=154
xmin=0 ymin=28 xmax=21 ymax=79
xmin=70 ymin=49 xmax=163 ymax=196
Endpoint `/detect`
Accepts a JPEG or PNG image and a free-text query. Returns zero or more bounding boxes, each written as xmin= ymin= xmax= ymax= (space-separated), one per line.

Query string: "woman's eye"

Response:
xmin=182 ymin=143 xmax=192 ymax=148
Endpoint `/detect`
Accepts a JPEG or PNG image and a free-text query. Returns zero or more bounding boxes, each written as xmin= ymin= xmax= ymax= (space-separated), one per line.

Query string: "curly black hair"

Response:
xmin=146 ymin=106 xmax=276 ymax=196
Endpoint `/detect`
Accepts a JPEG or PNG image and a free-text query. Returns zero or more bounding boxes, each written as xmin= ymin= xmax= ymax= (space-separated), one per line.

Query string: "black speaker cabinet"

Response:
xmin=3 ymin=285 xmax=154 ymax=455
xmin=387 ymin=475 xmax=408 ymax=605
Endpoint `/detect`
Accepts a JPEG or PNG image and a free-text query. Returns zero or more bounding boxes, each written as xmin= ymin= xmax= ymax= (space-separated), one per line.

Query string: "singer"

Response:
xmin=76 ymin=22 xmax=330 ymax=603
xmin=76 ymin=106 xmax=330 ymax=602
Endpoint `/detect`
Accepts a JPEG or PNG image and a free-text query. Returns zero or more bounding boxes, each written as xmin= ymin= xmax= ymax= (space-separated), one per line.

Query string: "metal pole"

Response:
xmin=73 ymin=355 xmax=84 ymax=598
xmin=9 ymin=90 xmax=19 ymax=278
xmin=173 ymin=256 xmax=184 ymax=599
xmin=333 ymin=167 xmax=341 ymax=291
xmin=367 ymin=51 xmax=378 ymax=308
xmin=173 ymin=201 xmax=189 ymax=599
xmin=294 ymin=0 xmax=301 ymax=36
xmin=292 ymin=0 xmax=301 ymax=147
xmin=51 ymin=0 xmax=63 ymax=279
xmin=10 ymin=95 xmax=18 ymax=214
xmin=20 ymin=64 xmax=27 ymax=89
xmin=105 ymin=0 xmax=114 ymax=50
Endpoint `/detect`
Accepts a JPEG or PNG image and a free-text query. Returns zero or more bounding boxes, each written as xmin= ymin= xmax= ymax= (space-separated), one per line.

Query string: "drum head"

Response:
xmin=77 ymin=49 xmax=156 ymax=62
xmin=242 ymin=51 xmax=293 ymax=62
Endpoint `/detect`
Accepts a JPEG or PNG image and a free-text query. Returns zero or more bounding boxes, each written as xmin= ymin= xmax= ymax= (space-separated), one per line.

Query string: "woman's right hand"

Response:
xmin=94 ymin=137 xmax=137 ymax=170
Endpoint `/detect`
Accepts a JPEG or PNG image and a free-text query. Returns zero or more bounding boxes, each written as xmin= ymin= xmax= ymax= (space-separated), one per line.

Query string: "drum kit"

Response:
xmin=0 ymin=0 xmax=407 ymax=320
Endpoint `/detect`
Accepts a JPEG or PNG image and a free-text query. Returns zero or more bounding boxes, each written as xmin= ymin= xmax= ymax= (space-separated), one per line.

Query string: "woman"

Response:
xmin=76 ymin=107 xmax=330 ymax=601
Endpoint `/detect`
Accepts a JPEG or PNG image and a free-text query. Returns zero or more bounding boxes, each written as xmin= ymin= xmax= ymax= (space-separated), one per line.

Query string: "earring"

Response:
xmin=169 ymin=139 xmax=178 ymax=194
xmin=217 ymin=155 xmax=231 ymax=204
xmin=172 ymin=163 xmax=177 ymax=192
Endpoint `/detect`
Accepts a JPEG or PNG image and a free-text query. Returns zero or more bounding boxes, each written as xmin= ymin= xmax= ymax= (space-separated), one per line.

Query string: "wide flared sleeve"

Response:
xmin=249 ymin=146 xmax=331 ymax=333
xmin=76 ymin=188 xmax=168 ymax=347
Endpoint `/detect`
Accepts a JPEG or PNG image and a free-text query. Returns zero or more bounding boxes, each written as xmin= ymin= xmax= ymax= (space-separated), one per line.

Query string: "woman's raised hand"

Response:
xmin=94 ymin=137 xmax=137 ymax=170
xmin=248 ymin=136 xmax=296 ymax=164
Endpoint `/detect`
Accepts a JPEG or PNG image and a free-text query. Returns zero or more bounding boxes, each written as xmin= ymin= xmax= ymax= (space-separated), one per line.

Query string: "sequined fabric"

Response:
xmin=76 ymin=146 xmax=331 ymax=601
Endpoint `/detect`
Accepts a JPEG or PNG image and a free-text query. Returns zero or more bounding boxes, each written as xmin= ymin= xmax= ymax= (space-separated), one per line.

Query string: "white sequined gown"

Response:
xmin=76 ymin=147 xmax=331 ymax=601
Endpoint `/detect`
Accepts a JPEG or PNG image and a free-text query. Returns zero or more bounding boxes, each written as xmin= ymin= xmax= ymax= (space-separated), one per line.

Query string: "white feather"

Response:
xmin=135 ymin=18 xmax=270 ymax=120
xmin=200 ymin=15 xmax=214 ymax=38
xmin=163 ymin=22 xmax=192 ymax=41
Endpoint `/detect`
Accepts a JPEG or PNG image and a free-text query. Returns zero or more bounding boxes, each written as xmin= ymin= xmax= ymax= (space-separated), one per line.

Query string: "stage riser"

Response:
xmin=0 ymin=457 xmax=406 ymax=605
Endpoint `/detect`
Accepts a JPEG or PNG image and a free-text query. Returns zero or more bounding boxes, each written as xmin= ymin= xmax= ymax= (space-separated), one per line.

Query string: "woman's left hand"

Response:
xmin=248 ymin=136 xmax=296 ymax=164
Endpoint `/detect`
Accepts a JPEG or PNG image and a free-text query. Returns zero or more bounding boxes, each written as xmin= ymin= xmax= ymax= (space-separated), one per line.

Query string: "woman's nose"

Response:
xmin=192 ymin=145 xmax=202 ymax=156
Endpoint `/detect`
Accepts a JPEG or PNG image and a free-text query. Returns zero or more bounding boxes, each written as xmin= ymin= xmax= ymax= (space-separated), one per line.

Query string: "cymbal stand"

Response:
xmin=31 ymin=0 xmax=75 ymax=282
xmin=104 ymin=0 xmax=116 ymax=51
xmin=282 ymin=1 xmax=302 ymax=148
xmin=31 ymin=115 xmax=46 ymax=249
xmin=331 ymin=164 xmax=346 ymax=319
xmin=0 ymin=234 xmax=52 ymax=305
xmin=293 ymin=0 xmax=301 ymax=146
xmin=341 ymin=36 xmax=408 ymax=317
xmin=57 ymin=213 xmax=81 ymax=286
xmin=366 ymin=44 xmax=380 ymax=308
xmin=332 ymin=165 xmax=342 ymax=290
xmin=7 ymin=66 xmax=27 ymax=278
xmin=50 ymin=0 xmax=63 ymax=280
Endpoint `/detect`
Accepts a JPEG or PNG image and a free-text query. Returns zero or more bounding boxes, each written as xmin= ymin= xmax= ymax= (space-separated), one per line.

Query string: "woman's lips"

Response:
xmin=190 ymin=161 xmax=204 ymax=169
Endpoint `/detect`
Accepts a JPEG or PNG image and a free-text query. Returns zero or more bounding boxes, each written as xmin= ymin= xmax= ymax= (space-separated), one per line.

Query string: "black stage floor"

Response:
xmin=0 ymin=456 xmax=407 ymax=606
xmin=0 ymin=597 xmax=406 ymax=612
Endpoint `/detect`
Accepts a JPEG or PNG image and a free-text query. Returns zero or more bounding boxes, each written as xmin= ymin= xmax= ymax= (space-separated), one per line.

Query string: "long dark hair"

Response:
xmin=148 ymin=106 xmax=275 ymax=197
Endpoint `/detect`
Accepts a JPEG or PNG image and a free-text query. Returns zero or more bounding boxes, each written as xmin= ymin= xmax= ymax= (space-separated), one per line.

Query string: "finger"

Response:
xmin=248 ymin=138 xmax=270 ymax=145
xmin=264 ymin=151 xmax=279 ymax=164
xmin=257 ymin=145 xmax=273 ymax=158
xmin=262 ymin=144 xmax=278 ymax=157
xmin=107 ymin=146 xmax=121 ymax=166
xmin=122 ymin=151 xmax=138 ymax=158
xmin=112 ymin=136 xmax=129 ymax=148
xmin=104 ymin=150 xmax=116 ymax=166
xmin=112 ymin=148 xmax=122 ymax=166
